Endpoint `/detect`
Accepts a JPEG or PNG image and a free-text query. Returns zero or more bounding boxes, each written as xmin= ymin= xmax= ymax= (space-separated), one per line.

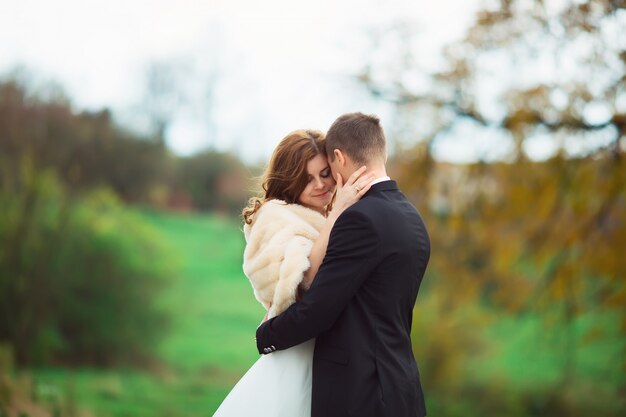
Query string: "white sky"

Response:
xmin=0 ymin=0 xmax=481 ymax=163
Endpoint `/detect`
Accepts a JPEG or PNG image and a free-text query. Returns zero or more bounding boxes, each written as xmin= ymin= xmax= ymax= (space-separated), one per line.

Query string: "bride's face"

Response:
xmin=298 ymin=153 xmax=336 ymax=212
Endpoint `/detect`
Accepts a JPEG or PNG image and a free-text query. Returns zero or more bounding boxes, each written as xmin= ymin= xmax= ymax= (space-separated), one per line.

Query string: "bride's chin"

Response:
xmin=319 ymin=197 xmax=332 ymax=206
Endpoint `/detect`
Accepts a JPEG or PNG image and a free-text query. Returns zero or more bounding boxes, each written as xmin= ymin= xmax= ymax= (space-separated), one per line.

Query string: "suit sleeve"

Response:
xmin=256 ymin=208 xmax=380 ymax=353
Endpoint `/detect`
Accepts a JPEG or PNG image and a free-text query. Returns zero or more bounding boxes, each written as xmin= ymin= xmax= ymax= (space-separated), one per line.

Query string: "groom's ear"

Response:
xmin=333 ymin=149 xmax=347 ymax=167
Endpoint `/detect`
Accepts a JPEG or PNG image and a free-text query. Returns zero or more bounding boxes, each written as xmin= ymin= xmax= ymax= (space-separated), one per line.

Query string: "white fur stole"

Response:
xmin=243 ymin=199 xmax=325 ymax=318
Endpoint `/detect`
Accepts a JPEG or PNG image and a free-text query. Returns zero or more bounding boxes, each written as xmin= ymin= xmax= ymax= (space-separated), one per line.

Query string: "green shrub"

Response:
xmin=0 ymin=168 xmax=178 ymax=367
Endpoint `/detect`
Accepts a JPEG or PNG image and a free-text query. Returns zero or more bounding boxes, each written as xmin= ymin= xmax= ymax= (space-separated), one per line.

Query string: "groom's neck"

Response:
xmin=344 ymin=160 xmax=387 ymax=181
xmin=365 ymin=164 xmax=387 ymax=180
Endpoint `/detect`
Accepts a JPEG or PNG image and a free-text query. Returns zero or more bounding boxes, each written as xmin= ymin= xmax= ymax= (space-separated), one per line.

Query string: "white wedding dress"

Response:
xmin=212 ymin=338 xmax=314 ymax=417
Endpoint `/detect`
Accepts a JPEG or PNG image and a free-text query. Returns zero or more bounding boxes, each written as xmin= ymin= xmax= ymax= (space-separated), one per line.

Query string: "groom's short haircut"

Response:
xmin=325 ymin=112 xmax=387 ymax=165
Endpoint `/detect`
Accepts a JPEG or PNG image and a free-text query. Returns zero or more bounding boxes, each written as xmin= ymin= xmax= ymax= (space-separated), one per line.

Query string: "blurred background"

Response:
xmin=0 ymin=0 xmax=624 ymax=416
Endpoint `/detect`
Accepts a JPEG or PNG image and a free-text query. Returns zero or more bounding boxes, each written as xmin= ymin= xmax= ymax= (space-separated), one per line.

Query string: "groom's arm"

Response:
xmin=256 ymin=208 xmax=380 ymax=354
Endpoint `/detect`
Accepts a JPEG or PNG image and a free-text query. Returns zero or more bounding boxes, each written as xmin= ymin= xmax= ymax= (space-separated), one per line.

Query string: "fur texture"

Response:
xmin=243 ymin=199 xmax=326 ymax=318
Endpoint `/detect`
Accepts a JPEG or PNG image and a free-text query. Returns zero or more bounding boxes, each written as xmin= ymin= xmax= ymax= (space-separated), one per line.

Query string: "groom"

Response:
xmin=256 ymin=112 xmax=430 ymax=417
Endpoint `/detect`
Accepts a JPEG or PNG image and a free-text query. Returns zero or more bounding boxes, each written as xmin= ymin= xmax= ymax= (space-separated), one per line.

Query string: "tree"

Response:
xmin=358 ymin=0 xmax=626 ymax=161
xmin=143 ymin=60 xmax=186 ymax=145
xmin=174 ymin=150 xmax=250 ymax=214
xmin=141 ymin=56 xmax=220 ymax=150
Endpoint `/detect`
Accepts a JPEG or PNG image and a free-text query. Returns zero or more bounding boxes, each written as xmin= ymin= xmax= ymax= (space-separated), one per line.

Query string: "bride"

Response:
xmin=213 ymin=129 xmax=373 ymax=416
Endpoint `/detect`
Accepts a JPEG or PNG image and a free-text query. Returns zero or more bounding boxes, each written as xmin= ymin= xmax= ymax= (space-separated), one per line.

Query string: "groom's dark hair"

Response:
xmin=325 ymin=112 xmax=387 ymax=165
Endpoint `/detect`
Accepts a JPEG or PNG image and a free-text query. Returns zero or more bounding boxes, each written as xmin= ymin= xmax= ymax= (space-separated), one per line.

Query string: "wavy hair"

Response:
xmin=242 ymin=129 xmax=328 ymax=225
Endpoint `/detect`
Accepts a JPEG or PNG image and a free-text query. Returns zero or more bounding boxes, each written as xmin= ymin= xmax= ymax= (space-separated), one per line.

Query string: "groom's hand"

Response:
xmin=256 ymin=319 xmax=276 ymax=354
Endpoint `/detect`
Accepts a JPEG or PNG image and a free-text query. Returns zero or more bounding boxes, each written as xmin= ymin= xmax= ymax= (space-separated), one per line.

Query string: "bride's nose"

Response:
xmin=313 ymin=177 xmax=324 ymax=189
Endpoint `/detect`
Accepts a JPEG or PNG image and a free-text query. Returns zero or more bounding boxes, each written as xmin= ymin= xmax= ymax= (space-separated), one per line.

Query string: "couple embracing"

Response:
xmin=214 ymin=112 xmax=431 ymax=417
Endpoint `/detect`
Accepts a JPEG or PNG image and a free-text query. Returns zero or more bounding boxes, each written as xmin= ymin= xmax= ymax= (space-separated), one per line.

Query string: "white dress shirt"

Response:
xmin=369 ymin=176 xmax=391 ymax=186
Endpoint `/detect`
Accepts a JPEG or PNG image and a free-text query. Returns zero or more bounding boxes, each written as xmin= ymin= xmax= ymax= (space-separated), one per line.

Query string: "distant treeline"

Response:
xmin=0 ymin=78 xmax=252 ymax=215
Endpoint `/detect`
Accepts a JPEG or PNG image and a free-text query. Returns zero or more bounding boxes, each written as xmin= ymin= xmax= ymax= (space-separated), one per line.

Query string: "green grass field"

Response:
xmin=31 ymin=209 xmax=264 ymax=417
xmin=27 ymin=209 xmax=625 ymax=417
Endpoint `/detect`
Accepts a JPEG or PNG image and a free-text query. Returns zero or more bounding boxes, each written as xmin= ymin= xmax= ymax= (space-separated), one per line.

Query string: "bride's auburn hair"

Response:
xmin=242 ymin=129 xmax=328 ymax=225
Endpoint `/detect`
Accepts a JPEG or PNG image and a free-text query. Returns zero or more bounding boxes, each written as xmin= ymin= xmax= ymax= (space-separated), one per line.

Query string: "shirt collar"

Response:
xmin=369 ymin=176 xmax=391 ymax=186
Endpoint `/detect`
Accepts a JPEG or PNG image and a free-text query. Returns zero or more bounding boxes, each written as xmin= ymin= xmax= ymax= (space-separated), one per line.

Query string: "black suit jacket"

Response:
xmin=256 ymin=180 xmax=430 ymax=417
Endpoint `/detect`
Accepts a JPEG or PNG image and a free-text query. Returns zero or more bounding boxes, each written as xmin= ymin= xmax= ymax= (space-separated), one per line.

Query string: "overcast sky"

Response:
xmin=0 ymin=0 xmax=481 ymax=163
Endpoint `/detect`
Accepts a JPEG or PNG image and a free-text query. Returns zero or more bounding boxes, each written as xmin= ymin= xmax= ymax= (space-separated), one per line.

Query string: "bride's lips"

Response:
xmin=313 ymin=191 xmax=330 ymax=198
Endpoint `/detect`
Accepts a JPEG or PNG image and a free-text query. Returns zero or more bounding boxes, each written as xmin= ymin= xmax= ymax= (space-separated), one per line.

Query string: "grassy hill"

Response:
xmin=30 ymin=209 xmax=263 ymax=417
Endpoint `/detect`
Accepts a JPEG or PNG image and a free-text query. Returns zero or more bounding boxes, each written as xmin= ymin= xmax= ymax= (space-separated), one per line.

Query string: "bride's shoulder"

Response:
xmin=267 ymin=200 xmax=326 ymax=223
xmin=257 ymin=199 xmax=290 ymax=218
xmin=245 ymin=199 xmax=291 ymax=229
xmin=243 ymin=200 xmax=292 ymax=240
xmin=251 ymin=199 xmax=324 ymax=228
